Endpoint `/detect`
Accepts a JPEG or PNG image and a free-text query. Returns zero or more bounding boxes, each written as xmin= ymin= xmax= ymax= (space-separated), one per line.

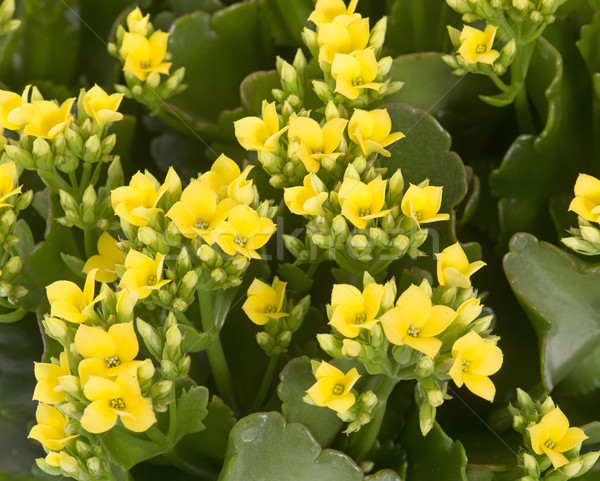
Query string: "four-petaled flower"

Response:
xmin=305 ymin=361 xmax=360 ymax=414
xmin=379 ymin=283 xmax=456 ymax=358
xmin=449 ymin=331 xmax=503 ymax=402
xmin=401 ymin=183 xmax=449 ymax=225
xmin=121 ymin=31 xmax=172 ymax=82
xmin=28 ymin=403 xmax=77 ymax=451
xmin=0 ymin=86 xmax=31 ymax=131
xmin=329 ymin=282 xmax=384 ymax=338
xmin=111 ymin=171 xmax=168 ymax=226
xmin=527 ymin=407 xmax=588 ymax=469
xmin=126 ymin=7 xmax=150 ymax=36
xmin=348 ymin=108 xmax=405 ymax=157
xmin=234 ymin=101 xmax=288 ymax=152
xmin=33 ymin=351 xmax=71 ymax=404
xmin=338 ymin=177 xmax=389 ymax=229
xmin=242 ymin=277 xmax=288 ymax=325
xmin=46 ymin=268 xmax=105 ymax=323
xmin=83 ymin=232 xmax=124 ymax=283
xmin=0 ymin=161 xmax=22 ymax=208
xmin=308 ymin=0 xmax=359 ymax=27
xmin=436 ymin=242 xmax=486 ymax=289
xmin=317 ymin=14 xmax=369 ymax=64
xmin=331 ymin=49 xmax=383 ymax=100
xmin=83 ymin=85 xmax=124 ymax=127
xmin=23 ymin=98 xmax=76 ymax=139
xmin=200 ymin=154 xmax=253 ymax=201
xmin=119 ymin=249 xmax=170 ymax=300
xmin=457 ymin=25 xmax=500 ymax=65
xmin=284 ymin=173 xmax=328 ymax=216
xmin=568 ymin=173 xmax=600 ymax=223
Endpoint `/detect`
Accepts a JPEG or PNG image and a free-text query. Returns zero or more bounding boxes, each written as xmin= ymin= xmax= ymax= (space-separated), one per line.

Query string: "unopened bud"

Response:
xmin=138 ymin=359 xmax=155 ymax=382
xmin=136 ymin=318 xmax=164 ymax=359
xmin=530 ymin=10 xmax=543 ymax=22
xmin=43 ymin=317 xmax=68 ymax=341
xmin=393 ymin=235 xmax=410 ymax=252
xmin=137 ymin=226 xmax=159 ymax=246
xmin=513 ymin=0 xmax=529 ymax=10
xmin=342 ymin=339 xmax=361 ymax=357
xmin=59 ymin=453 xmax=78 ymax=473
xmin=362 ymin=390 xmax=378 ymax=408
xmin=350 ymin=234 xmax=368 ymax=250
xmin=419 ymin=401 xmax=436 ymax=436
xmin=86 ymin=457 xmax=102 ymax=476
xmin=561 ymin=459 xmax=583 ymax=477
xmin=166 ymin=324 xmax=182 ymax=348
xmin=316 ymin=333 xmax=336 ymax=354
xmin=416 ymin=356 xmax=435 ymax=378
xmin=58 ymin=375 xmax=80 ymax=394
xmin=198 ymin=244 xmax=216 ymax=263
xmin=540 ymin=395 xmax=555 ymax=415
xmin=522 ymin=453 xmax=539 ymax=477
xmin=82 ymin=185 xmax=97 ymax=206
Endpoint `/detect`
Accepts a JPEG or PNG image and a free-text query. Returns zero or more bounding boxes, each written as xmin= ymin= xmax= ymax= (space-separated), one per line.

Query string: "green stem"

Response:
xmin=197 ymin=288 xmax=239 ymax=416
xmin=306 ymin=259 xmax=322 ymax=278
xmin=78 ymin=163 xmax=92 ymax=199
xmin=511 ymin=41 xmax=537 ymax=134
xmin=84 ymin=228 xmax=97 ymax=259
xmin=249 ymin=355 xmax=279 ymax=412
xmin=349 ymin=376 xmax=399 ymax=462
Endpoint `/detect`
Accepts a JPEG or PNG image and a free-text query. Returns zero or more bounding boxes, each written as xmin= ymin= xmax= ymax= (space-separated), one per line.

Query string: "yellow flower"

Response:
xmin=46 ymin=268 xmax=105 ymax=323
xmin=284 ymin=173 xmax=328 ymax=216
xmin=45 ymin=451 xmax=78 ymax=471
xmin=449 ymin=331 xmax=503 ymax=402
xmin=527 ymin=407 xmax=588 ymax=469
xmin=317 ymin=14 xmax=369 ymax=64
xmin=329 ymin=282 xmax=384 ymax=338
xmin=457 ymin=25 xmax=500 ymax=65
xmin=348 ymin=108 xmax=405 ymax=157
xmin=211 ymin=204 xmax=275 ymax=259
xmin=379 ymin=284 xmax=456 ymax=358
xmin=0 ymin=128 xmax=5 ymax=152
xmin=436 ymin=242 xmax=486 ymax=289
xmin=116 ymin=290 xmax=137 ymax=318
xmin=75 ymin=322 xmax=142 ymax=387
xmin=119 ymin=250 xmax=169 ymax=300
xmin=569 ymin=173 xmax=600 ymax=223
xmin=82 ymin=232 xmax=124 ymax=283
xmin=308 ymin=0 xmax=359 ymax=27
xmin=401 ymin=183 xmax=449 ymax=225
xmin=23 ymin=98 xmax=76 ymax=139
xmin=166 ymin=180 xmax=236 ymax=239
xmin=288 ymin=116 xmax=347 ymax=173
xmin=305 ymin=361 xmax=360 ymax=414
xmin=331 ymin=49 xmax=383 ymax=100
xmin=0 ymin=87 xmax=30 ymax=131
xmin=33 ymin=351 xmax=71 ymax=404
xmin=200 ymin=154 xmax=254 ymax=200
xmin=338 ymin=177 xmax=389 ymax=229
xmin=83 ymin=85 xmax=124 ymax=127
xmin=242 ymin=277 xmax=288 ymax=325
xmin=0 ymin=161 xmax=22 ymax=208
xmin=81 ymin=374 xmax=156 ymax=433
xmin=127 ymin=7 xmax=150 ymax=36
xmin=234 ymin=100 xmax=287 ymax=152
xmin=455 ymin=298 xmax=483 ymax=327
xmin=121 ymin=31 xmax=171 ymax=82
xmin=28 ymin=404 xmax=77 ymax=451
xmin=111 ymin=171 xmax=168 ymax=226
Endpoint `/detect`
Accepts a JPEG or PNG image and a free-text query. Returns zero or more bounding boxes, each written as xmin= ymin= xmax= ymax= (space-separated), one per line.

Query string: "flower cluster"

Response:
xmin=562 ymin=173 xmax=600 ymax=256
xmin=309 ymin=242 xmax=501 ymax=434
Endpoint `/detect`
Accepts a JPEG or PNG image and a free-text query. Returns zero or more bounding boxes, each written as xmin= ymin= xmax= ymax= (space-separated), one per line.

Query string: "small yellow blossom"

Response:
xmin=457 ymin=25 xmax=500 ymax=65
xmin=317 ymin=14 xmax=369 ymax=64
xmin=166 ymin=180 xmax=236 ymax=239
xmin=569 ymin=173 xmax=600 ymax=223
xmin=242 ymin=277 xmax=288 ymax=325
xmin=23 ymin=98 xmax=76 ymax=139
xmin=455 ymin=298 xmax=483 ymax=327
xmin=401 ymin=183 xmax=449 ymax=225
xmin=200 ymin=154 xmax=254 ymax=201
xmin=449 ymin=331 xmax=503 ymax=402
xmin=127 ymin=7 xmax=150 ymax=36
xmin=83 ymin=85 xmax=124 ymax=127
xmin=116 ymin=290 xmax=138 ymax=318
xmin=119 ymin=250 xmax=169 ymax=300
xmin=82 ymin=232 xmax=124 ymax=283
xmin=211 ymin=204 xmax=275 ymax=259
xmin=75 ymin=322 xmax=141 ymax=387
xmin=348 ymin=108 xmax=405 ymax=157
xmin=33 ymin=351 xmax=71 ymax=404
xmin=527 ymin=407 xmax=588 ymax=469
xmin=436 ymin=242 xmax=486 ymax=289
xmin=45 ymin=451 xmax=78 ymax=472
xmin=46 ymin=269 xmax=105 ymax=323
xmin=284 ymin=173 xmax=328 ymax=216
xmin=0 ymin=88 xmax=30 ymax=131
xmin=308 ymin=0 xmax=359 ymax=27
xmin=121 ymin=31 xmax=171 ymax=81
xmin=0 ymin=161 xmax=22 ymax=208
xmin=331 ymin=49 xmax=383 ymax=100
xmin=234 ymin=101 xmax=288 ymax=152
xmin=288 ymin=116 xmax=347 ymax=173
xmin=111 ymin=171 xmax=168 ymax=226
xmin=338 ymin=177 xmax=389 ymax=229
xmin=305 ymin=361 xmax=360 ymax=414
xmin=329 ymin=282 xmax=384 ymax=338
xmin=379 ymin=284 xmax=456 ymax=358
xmin=81 ymin=374 xmax=156 ymax=433
xmin=28 ymin=404 xmax=77 ymax=451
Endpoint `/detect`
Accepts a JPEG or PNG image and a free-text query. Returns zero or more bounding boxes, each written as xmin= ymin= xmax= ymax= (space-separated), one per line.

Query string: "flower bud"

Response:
xmin=136 ymin=318 xmax=164 ymax=359
xmin=581 ymin=452 xmax=600 ymax=472
xmin=138 ymin=359 xmax=155 ymax=383
xmin=137 ymin=226 xmax=159 ymax=246
xmin=540 ymin=395 xmax=555 ymax=415
xmin=166 ymin=324 xmax=182 ymax=349
xmin=342 ymin=339 xmax=362 ymax=357
xmin=211 ymin=267 xmax=226 ymax=283
xmin=350 ymin=234 xmax=368 ymax=250
xmin=560 ymin=459 xmax=582 ymax=477
xmin=416 ymin=356 xmax=435 ymax=378
xmin=256 ymin=331 xmax=274 ymax=351
xmin=86 ymin=457 xmax=102 ymax=477
xmin=369 ymin=17 xmax=387 ymax=55
xmin=198 ymin=244 xmax=216 ymax=263
xmin=106 ymin=156 xmax=124 ymax=191
xmin=392 ymin=235 xmax=410 ymax=253
xmin=522 ymin=453 xmax=539 ymax=477
xmin=419 ymin=401 xmax=436 ymax=436
xmin=312 ymin=80 xmax=334 ymax=103
xmin=301 ymin=27 xmax=318 ymax=50
xmin=4 ymin=145 xmax=34 ymax=170
xmin=160 ymin=359 xmax=178 ymax=379
xmin=42 ymin=316 xmax=68 ymax=342
xmin=101 ymin=134 xmax=117 ymax=154
xmin=58 ymin=375 xmax=81 ymax=394
xmin=59 ymin=453 xmax=78 ymax=473
xmin=513 ymin=0 xmax=529 ymax=10
xmin=316 ymin=333 xmax=336 ymax=354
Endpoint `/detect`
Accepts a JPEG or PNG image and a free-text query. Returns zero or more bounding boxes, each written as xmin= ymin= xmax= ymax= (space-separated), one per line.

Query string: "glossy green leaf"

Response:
xmin=578 ymin=12 xmax=600 ymax=156
xmin=365 ymin=470 xmax=403 ymax=481
xmin=174 ymin=386 xmax=210 ymax=441
xmin=504 ymin=233 xmax=600 ymax=390
xmin=172 ymin=0 xmax=223 ymax=16
xmin=167 ymin=3 xmax=273 ymax=125
xmin=101 ymin=426 xmax=164 ymax=471
xmin=259 ymin=0 xmax=313 ymax=47
xmin=277 ymin=263 xmax=314 ymax=294
xmin=278 ymin=356 xmax=343 ymax=448
xmin=218 ymin=412 xmax=365 ymax=481
xmin=12 ymin=220 xmax=34 ymax=261
xmin=180 ymin=325 xmax=213 ymax=353
xmin=383 ymin=103 xmax=467 ymax=209
xmin=239 ymin=70 xmax=278 ymax=115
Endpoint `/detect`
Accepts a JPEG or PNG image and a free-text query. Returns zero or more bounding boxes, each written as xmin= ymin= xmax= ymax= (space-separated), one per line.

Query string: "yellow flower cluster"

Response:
xmin=120 ymin=7 xmax=171 ymax=82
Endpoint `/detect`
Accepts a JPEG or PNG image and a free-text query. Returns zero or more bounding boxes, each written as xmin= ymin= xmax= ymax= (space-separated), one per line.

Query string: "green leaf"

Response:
xmin=0 ymin=308 xmax=27 ymax=324
xmin=167 ymin=3 xmax=273 ymax=125
xmin=218 ymin=412 xmax=365 ymax=481
xmin=278 ymin=357 xmax=343 ymax=448
xmin=503 ymin=233 xmax=600 ymax=390
xmin=259 ymin=0 xmax=313 ymax=47
xmin=583 ymin=421 xmax=600 ymax=445
xmin=383 ymin=103 xmax=467 ymax=209
xmin=175 ymin=386 xmax=210 ymax=441
xmin=12 ymin=220 xmax=34 ymax=260
xmin=101 ymin=426 xmax=164 ymax=471
xmin=59 ymin=253 xmax=86 ymax=280
xmin=277 ymin=263 xmax=313 ymax=294
xmin=180 ymin=325 xmax=213 ymax=353
xmin=364 ymin=470 xmax=402 ymax=481
xmin=239 ymin=70 xmax=278 ymax=115
xmin=172 ymin=0 xmax=223 ymax=16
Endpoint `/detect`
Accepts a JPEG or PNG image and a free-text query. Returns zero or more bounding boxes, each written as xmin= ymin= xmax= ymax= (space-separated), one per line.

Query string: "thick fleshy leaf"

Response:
xmin=259 ymin=0 xmax=313 ymax=47
xmin=218 ymin=412 xmax=366 ymax=481
xmin=504 ymin=233 xmax=600 ymax=390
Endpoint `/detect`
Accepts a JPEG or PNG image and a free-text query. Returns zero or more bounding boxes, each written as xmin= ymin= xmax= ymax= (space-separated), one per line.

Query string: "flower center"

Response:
xmin=147 ymin=275 xmax=157 ymax=286
xmin=414 ymin=211 xmax=423 ymax=221
xmin=476 ymin=44 xmax=487 ymax=54
xmin=352 ymin=77 xmax=364 ymax=86
xmin=265 ymin=305 xmax=277 ymax=314
xmin=140 ymin=61 xmax=152 ymax=69
xmin=333 ymin=384 xmax=345 ymax=395
xmin=235 ymin=235 xmax=247 ymax=247
xmin=359 ymin=208 xmax=370 ymax=217
xmin=105 ymin=356 xmax=120 ymax=368
xmin=110 ymin=398 xmax=126 ymax=409
xmin=407 ymin=326 xmax=420 ymax=337
xmin=355 ymin=312 xmax=367 ymax=324
xmin=544 ymin=440 xmax=556 ymax=449
xmin=195 ymin=220 xmax=208 ymax=230
xmin=462 ymin=360 xmax=470 ymax=372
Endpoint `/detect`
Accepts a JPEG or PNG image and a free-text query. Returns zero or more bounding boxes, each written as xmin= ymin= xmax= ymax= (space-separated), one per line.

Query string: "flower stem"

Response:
xmin=249 ymin=355 xmax=279 ymax=412
xmin=511 ymin=40 xmax=537 ymax=134
xmin=83 ymin=228 xmax=97 ymax=259
xmin=348 ymin=376 xmax=399 ymax=462
xmin=197 ymin=287 xmax=239 ymax=416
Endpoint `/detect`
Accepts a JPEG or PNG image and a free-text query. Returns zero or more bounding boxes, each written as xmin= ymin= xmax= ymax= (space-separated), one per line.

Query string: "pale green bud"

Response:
xmin=522 ymin=453 xmax=539 ymax=477
xmin=198 ymin=244 xmax=216 ymax=263
xmin=283 ymin=235 xmax=306 ymax=257
xmin=312 ymin=80 xmax=334 ymax=103
xmin=137 ymin=226 xmax=159 ymax=246
xmin=416 ymin=356 xmax=435 ymax=378
xmin=581 ymin=452 xmax=600 ymax=472
xmin=146 ymin=71 xmax=161 ymax=88
xmin=86 ymin=457 xmax=102 ymax=477
xmin=342 ymin=339 xmax=362 ymax=357
xmin=317 ymin=333 xmax=336 ymax=354
xmin=65 ymin=128 xmax=83 ymax=155
xmin=419 ymin=401 xmax=436 ymax=435
xmin=256 ymin=331 xmax=274 ymax=351
xmin=512 ymin=0 xmax=528 ymax=10
xmin=106 ymin=156 xmax=124 ymax=191
xmin=211 ymin=267 xmax=226 ymax=283
xmin=581 ymin=226 xmax=600 ymax=244
xmin=350 ymin=234 xmax=368 ymax=250
xmin=369 ymin=17 xmax=387 ymax=55
xmin=427 ymin=388 xmax=445 ymax=408
xmin=138 ymin=359 xmax=155 ymax=382
xmin=393 ymin=235 xmax=410 ymax=252
xmin=59 ymin=189 xmax=78 ymax=213
xmin=332 ymin=215 xmax=348 ymax=239
xmin=59 ymin=453 xmax=79 ymax=473
xmin=4 ymin=255 xmax=21 ymax=276
xmin=560 ymin=459 xmax=582 ymax=477
xmin=136 ymin=318 xmax=164 ymax=359
xmin=540 ymin=395 xmax=556 ymax=415
xmin=32 ymin=137 xmax=51 ymax=159
xmin=362 ymin=390 xmax=378 ymax=408
xmin=82 ymin=185 xmax=97 ymax=207
xmin=160 ymin=359 xmax=178 ymax=379
xmin=166 ymin=324 xmax=182 ymax=349
xmin=14 ymin=189 xmax=33 ymax=211
xmin=101 ymin=134 xmax=117 ymax=154
xmin=43 ymin=316 xmax=68 ymax=342
xmin=75 ymin=439 xmax=90 ymax=456
xmin=58 ymin=375 xmax=81 ymax=394
xmin=530 ymin=10 xmax=543 ymax=22
xmin=177 ymin=355 xmax=191 ymax=374
xmin=84 ymin=135 xmax=101 ymax=157
xmin=181 ymin=270 xmax=198 ymax=291
xmin=352 ymin=155 xmax=367 ymax=174
xmin=5 ymin=145 xmax=35 ymax=170
xmin=301 ymin=27 xmax=318 ymax=50
xmin=325 ymin=101 xmax=340 ymax=121
xmin=377 ymin=56 xmax=393 ymax=78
